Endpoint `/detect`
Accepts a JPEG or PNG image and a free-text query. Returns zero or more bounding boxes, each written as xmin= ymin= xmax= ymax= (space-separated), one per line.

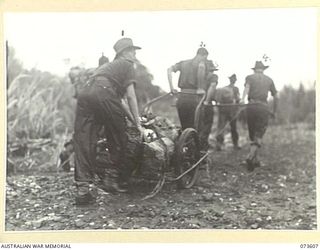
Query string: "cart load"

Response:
xmin=130 ymin=115 xmax=180 ymax=179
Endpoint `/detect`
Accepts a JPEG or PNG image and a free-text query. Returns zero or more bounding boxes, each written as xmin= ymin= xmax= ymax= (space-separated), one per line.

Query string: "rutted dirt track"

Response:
xmin=5 ymin=124 xmax=316 ymax=230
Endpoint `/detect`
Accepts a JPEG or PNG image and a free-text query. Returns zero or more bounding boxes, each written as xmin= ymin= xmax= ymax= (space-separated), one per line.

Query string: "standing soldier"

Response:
xmin=241 ymin=61 xmax=278 ymax=171
xmin=215 ymin=74 xmax=241 ymax=151
xmin=167 ymin=47 xmax=209 ymax=131
xmin=74 ymin=37 xmax=144 ymax=205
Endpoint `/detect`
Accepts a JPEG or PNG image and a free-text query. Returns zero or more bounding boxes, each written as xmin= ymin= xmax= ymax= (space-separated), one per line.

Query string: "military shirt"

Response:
xmin=245 ymin=73 xmax=277 ymax=103
xmin=230 ymin=85 xmax=240 ymax=103
xmin=172 ymin=59 xmax=205 ymax=89
xmin=93 ymin=58 xmax=136 ymax=98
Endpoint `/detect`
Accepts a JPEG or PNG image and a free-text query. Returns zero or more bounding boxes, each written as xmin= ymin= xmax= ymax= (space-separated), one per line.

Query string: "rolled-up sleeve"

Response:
xmin=172 ymin=61 xmax=181 ymax=73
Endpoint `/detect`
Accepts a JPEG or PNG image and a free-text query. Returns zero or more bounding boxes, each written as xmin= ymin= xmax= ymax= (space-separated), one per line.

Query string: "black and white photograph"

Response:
xmin=5 ymin=7 xmax=317 ymax=232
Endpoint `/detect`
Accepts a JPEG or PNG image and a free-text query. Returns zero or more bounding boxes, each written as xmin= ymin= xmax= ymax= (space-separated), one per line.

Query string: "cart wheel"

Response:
xmin=175 ymin=128 xmax=200 ymax=189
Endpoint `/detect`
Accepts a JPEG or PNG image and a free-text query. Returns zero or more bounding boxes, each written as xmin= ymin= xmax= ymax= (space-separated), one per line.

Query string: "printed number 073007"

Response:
xmin=300 ymin=244 xmax=319 ymax=248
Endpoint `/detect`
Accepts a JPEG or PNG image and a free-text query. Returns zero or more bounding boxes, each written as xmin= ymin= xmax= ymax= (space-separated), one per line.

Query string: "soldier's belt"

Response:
xmin=180 ymin=89 xmax=198 ymax=94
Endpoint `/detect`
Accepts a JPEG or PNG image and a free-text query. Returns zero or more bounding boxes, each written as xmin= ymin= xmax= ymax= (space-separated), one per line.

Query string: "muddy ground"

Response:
xmin=5 ymin=124 xmax=316 ymax=230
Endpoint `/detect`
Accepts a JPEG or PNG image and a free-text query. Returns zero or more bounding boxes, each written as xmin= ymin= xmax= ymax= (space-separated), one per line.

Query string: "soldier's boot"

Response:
xmin=233 ymin=139 xmax=241 ymax=150
xmin=59 ymin=151 xmax=71 ymax=172
xmin=253 ymin=158 xmax=265 ymax=168
xmin=100 ymin=170 xmax=128 ymax=193
xmin=216 ymin=141 xmax=223 ymax=151
xmin=75 ymin=182 xmax=96 ymax=205
xmin=246 ymin=158 xmax=255 ymax=172
xmin=245 ymin=144 xmax=258 ymax=172
xmin=215 ymin=135 xmax=224 ymax=151
xmin=118 ymin=174 xmax=130 ymax=189
xmin=233 ymin=144 xmax=242 ymax=150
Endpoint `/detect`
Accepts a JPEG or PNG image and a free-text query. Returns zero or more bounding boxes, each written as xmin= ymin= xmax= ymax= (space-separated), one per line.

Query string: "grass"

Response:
xmin=7 ymin=70 xmax=76 ymax=172
xmin=7 ymin=71 xmax=75 ymax=140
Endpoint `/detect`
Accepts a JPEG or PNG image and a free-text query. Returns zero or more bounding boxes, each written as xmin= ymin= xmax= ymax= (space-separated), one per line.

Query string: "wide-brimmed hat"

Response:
xmin=113 ymin=37 xmax=141 ymax=55
xmin=229 ymin=74 xmax=237 ymax=80
xmin=252 ymin=61 xmax=269 ymax=70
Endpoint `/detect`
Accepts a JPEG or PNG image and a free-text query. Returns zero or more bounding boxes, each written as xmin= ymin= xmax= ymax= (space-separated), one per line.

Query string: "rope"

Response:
xmin=214 ymin=106 xmax=246 ymax=138
xmin=206 ymin=102 xmax=273 ymax=138
xmin=194 ymin=94 xmax=207 ymax=131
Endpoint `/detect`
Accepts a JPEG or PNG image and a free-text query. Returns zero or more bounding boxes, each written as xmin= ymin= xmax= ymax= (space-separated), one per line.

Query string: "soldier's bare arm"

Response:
xmin=197 ymin=62 xmax=206 ymax=94
xmin=125 ymin=84 xmax=143 ymax=131
xmin=167 ymin=66 xmax=176 ymax=93
xmin=272 ymin=92 xmax=278 ymax=117
xmin=204 ymin=82 xmax=217 ymax=105
xmin=121 ymin=99 xmax=135 ymax=124
xmin=241 ymin=83 xmax=250 ymax=103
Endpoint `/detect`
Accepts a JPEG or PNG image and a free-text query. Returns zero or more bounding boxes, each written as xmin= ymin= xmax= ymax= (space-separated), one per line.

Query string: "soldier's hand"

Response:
xmin=170 ymin=89 xmax=178 ymax=95
xmin=137 ymin=125 xmax=145 ymax=141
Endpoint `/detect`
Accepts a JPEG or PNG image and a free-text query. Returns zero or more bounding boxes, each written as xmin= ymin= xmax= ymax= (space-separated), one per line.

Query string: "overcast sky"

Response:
xmin=4 ymin=8 xmax=317 ymax=92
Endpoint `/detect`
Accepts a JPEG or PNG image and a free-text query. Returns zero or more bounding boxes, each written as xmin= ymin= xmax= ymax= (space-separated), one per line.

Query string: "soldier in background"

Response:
xmin=98 ymin=53 xmax=109 ymax=67
xmin=215 ymin=74 xmax=241 ymax=151
xmin=59 ymin=54 xmax=110 ymax=173
xmin=241 ymin=61 xmax=278 ymax=171
xmin=69 ymin=53 xmax=109 ymax=99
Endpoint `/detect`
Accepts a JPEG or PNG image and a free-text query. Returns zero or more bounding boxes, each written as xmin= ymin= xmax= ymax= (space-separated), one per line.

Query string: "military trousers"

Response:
xmin=216 ymin=107 xmax=239 ymax=147
xmin=74 ymin=78 xmax=130 ymax=184
xmin=246 ymin=104 xmax=269 ymax=147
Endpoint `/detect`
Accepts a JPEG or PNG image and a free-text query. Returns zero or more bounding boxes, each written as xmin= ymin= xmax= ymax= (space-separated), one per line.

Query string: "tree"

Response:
xmin=7 ymin=44 xmax=24 ymax=87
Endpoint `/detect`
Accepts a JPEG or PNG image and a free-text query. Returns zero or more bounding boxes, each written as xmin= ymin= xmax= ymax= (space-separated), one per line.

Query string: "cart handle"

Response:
xmin=141 ymin=92 xmax=173 ymax=115
xmin=204 ymin=102 xmax=274 ymax=115
xmin=194 ymin=93 xmax=207 ymax=131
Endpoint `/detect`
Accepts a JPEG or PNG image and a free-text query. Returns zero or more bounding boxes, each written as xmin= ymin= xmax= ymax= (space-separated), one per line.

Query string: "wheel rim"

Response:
xmin=177 ymin=129 xmax=200 ymax=188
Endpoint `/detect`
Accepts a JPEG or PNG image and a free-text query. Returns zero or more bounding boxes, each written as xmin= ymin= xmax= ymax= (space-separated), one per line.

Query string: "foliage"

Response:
xmin=6 ymin=47 xmax=165 ymax=172
xmin=275 ymin=83 xmax=315 ymax=128
xmin=7 ymin=45 xmax=24 ymax=87
xmin=7 ymin=68 xmax=76 ymax=141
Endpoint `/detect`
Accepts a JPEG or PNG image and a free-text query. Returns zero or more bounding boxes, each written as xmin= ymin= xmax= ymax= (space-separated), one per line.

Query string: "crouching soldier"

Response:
xmin=74 ymin=37 xmax=144 ymax=205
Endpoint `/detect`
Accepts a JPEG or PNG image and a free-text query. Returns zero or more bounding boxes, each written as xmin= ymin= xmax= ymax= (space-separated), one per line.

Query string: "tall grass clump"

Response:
xmin=7 ymin=46 xmax=77 ymax=172
xmin=7 ymin=70 xmax=76 ymax=142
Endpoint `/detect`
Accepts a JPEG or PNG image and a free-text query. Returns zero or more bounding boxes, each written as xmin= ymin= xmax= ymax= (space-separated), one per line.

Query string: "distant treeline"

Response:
xmin=276 ymin=83 xmax=315 ymax=126
xmin=237 ymin=83 xmax=315 ymax=129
